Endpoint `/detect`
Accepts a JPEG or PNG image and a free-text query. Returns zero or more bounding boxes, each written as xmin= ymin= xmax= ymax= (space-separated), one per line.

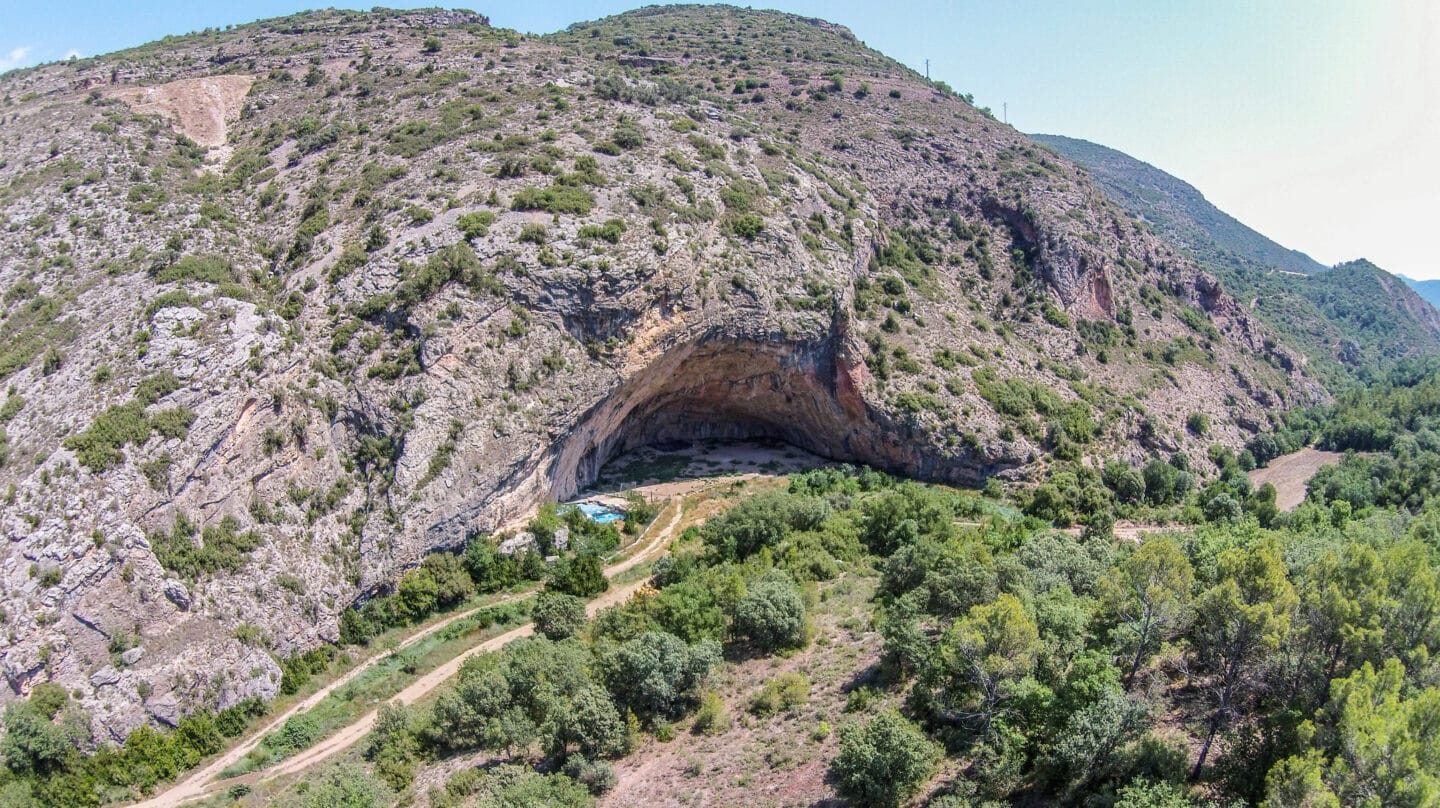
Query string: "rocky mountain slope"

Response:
xmin=1035 ymin=133 xmax=1440 ymax=381
xmin=0 ymin=6 xmax=1315 ymax=739
xmin=1030 ymin=134 xmax=1327 ymax=275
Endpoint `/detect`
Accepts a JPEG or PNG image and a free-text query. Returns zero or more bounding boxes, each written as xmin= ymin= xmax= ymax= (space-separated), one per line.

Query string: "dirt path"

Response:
xmin=1248 ymin=447 xmax=1343 ymax=510
xmin=1058 ymin=521 xmax=1188 ymax=543
xmin=128 ymin=589 xmax=531 ymax=808
xmin=134 ymin=496 xmax=687 ymax=807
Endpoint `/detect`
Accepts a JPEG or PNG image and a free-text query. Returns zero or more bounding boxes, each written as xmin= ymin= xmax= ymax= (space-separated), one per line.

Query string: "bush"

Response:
xmin=153 ymin=254 xmax=235 ymax=285
xmin=1186 ymin=412 xmax=1210 ymax=436
xmin=456 ymin=210 xmax=496 ymax=240
xmin=831 ymin=710 xmax=942 ymax=808
xmin=733 ymin=572 xmax=807 ymax=652
xmin=749 ymin=672 xmax=809 ymax=716
xmin=64 ymin=401 xmax=151 ymax=471
xmin=577 ymin=219 xmax=625 ymax=244
xmin=519 ymin=223 xmax=547 ymax=244
xmin=562 ymin=755 xmax=617 ymax=795
xmin=548 ymin=552 xmax=607 ymax=598
xmin=151 ymin=514 xmax=263 ymax=581
xmin=728 ymin=213 xmax=764 ymax=239
xmin=533 ymin=590 xmax=587 ymax=640
xmin=692 ymin=690 xmax=730 ymax=735
xmin=511 ymin=184 xmax=595 ymax=215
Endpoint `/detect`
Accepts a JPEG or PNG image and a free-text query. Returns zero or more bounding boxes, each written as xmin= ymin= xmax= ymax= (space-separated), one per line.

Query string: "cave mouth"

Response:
xmin=548 ymin=335 xmax=878 ymax=501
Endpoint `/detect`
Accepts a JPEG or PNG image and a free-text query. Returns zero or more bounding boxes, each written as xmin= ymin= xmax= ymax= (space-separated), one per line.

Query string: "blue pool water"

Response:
xmin=576 ymin=502 xmax=626 ymax=524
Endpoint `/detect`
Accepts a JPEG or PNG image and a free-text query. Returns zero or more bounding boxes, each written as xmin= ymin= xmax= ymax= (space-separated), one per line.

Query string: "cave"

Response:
xmin=545 ymin=332 xmax=973 ymax=501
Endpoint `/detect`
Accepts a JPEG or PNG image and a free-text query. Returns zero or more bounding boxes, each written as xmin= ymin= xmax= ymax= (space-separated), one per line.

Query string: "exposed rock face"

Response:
xmin=0 ymin=7 xmax=1318 ymax=736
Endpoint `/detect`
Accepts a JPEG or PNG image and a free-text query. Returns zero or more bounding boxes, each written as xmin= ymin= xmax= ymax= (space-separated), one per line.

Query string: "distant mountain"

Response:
xmin=1401 ymin=275 xmax=1440 ymax=310
xmin=1032 ymin=133 xmax=1440 ymax=382
xmin=1031 ymin=134 xmax=1328 ymax=275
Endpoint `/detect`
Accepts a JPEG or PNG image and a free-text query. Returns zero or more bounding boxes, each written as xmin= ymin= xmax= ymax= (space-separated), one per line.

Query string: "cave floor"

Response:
xmin=585 ymin=439 xmax=832 ymax=502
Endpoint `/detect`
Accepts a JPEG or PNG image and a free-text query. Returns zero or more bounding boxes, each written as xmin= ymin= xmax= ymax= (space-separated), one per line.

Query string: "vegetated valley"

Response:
xmin=0 ymin=5 xmax=1436 ymax=808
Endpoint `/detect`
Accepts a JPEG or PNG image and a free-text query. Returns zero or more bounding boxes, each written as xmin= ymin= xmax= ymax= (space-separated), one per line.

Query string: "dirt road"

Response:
xmin=132 ymin=497 xmax=686 ymax=807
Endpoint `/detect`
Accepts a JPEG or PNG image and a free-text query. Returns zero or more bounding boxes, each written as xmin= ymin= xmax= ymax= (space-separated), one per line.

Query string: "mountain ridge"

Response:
xmin=1032 ymin=132 xmax=1440 ymax=381
xmin=1030 ymin=133 xmax=1328 ymax=275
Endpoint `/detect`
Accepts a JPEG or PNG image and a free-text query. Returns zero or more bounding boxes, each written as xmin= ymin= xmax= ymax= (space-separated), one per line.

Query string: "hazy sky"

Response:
xmin=4 ymin=2 xmax=1437 ymax=278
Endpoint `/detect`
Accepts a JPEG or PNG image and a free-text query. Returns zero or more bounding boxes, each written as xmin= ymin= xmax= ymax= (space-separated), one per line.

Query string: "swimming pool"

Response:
xmin=576 ymin=501 xmax=626 ymax=524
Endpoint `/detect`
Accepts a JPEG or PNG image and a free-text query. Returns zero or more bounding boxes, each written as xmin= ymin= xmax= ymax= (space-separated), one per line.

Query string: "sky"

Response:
xmin=3 ymin=1 xmax=1437 ymax=279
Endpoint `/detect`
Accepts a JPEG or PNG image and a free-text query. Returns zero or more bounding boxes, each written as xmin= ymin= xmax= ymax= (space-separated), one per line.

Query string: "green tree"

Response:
xmin=1099 ymin=538 xmax=1194 ymax=686
xmin=1264 ymin=658 xmax=1440 ymax=808
xmin=549 ymin=552 xmax=607 ymax=598
xmin=532 ymin=590 xmax=587 ymax=641
xmin=1189 ymin=539 xmax=1297 ymax=779
xmin=650 ymin=578 xmax=725 ymax=643
xmin=1379 ymin=541 xmax=1440 ymax=665
xmin=420 ymin=552 xmax=474 ymax=609
xmin=860 ymin=483 xmax=955 ymax=555
xmin=601 ymin=631 xmax=720 ymax=719
xmin=920 ymin=593 xmax=1042 ymax=743
xmin=551 ymin=683 xmax=626 ymax=758
xmin=1 ymin=685 xmax=82 ymax=776
xmin=395 ymin=566 xmax=438 ymax=620
xmin=1291 ymin=542 xmax=1386 ymax=704
xmin=830 ymin=709 xmax=941 ymax=808
xmin=732 ymin=572 xmax=807 ymax=652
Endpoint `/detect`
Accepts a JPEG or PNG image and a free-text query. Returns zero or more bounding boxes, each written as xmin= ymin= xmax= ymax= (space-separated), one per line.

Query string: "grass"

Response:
xmin=218 ymin=602 xmax=532 ymax=779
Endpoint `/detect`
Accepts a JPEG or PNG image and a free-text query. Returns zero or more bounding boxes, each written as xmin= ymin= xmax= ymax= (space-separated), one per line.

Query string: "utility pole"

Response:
xmin=1003 ymin=102 xmax=1008 ymax=125
xmin=925 ymin=59 xmax=929 ymax=81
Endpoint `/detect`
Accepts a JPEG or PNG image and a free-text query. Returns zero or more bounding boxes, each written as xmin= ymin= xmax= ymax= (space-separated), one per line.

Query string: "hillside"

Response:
xmin=1030 ymin=134 xmax=1327 ymax=275
xmin=1402 ymin=274 xmax=1440 ymax=309
xmin=1035 ymin=134 xmax=1440 ymax=381
xmin=0 ymin=5 xmax=1316 ymax=741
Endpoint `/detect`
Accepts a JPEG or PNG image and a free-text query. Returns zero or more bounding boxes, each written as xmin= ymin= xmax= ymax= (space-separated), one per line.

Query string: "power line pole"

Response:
xmin=925 ymin=59 xmax=929 ymax=81
xmin=1003 ymin=103 xmax=1008 ymax=125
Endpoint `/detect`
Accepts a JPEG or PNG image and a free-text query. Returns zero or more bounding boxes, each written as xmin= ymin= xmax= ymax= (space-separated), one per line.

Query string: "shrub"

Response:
xmin=456 ymin=210 xmax=496 ymax=240
xmin=64 ymin=401 xmax=150 ymax=471
xmin=692 ymin=691 xmax=730 ymax=735
xmin=151 ymin=514 xmax=263 ymax=581
xmin=728 ymin=213 xmax=764 ymax=239
xmin=150 ymin=407 xmax=196 ymax=440
xmin=611 ymin=121 xmax=645 ymax=150
xmin=1186 ymin=412 xmax=1210 ymax=436
xmin=749 ymin=672 xmax=809 ymax=716
xmin=532 ymin=590 xmax=587 ymax=640
xmin=518 ymin=223 xmax=548 ymax=244
xmin=733 ymin=572 xmax=807 ymax=652
xmin=511 ymin=184 xmax=595 ymax=215
xmin=562 ymin=755 xmax=617 ymax=795
xmin=153 ymin=254 xmax=235 ymax=285
xmin=831 ymin=710 xmax=941 ymax=808
xmin=577 ymin=219 xmax=626 ymax=244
